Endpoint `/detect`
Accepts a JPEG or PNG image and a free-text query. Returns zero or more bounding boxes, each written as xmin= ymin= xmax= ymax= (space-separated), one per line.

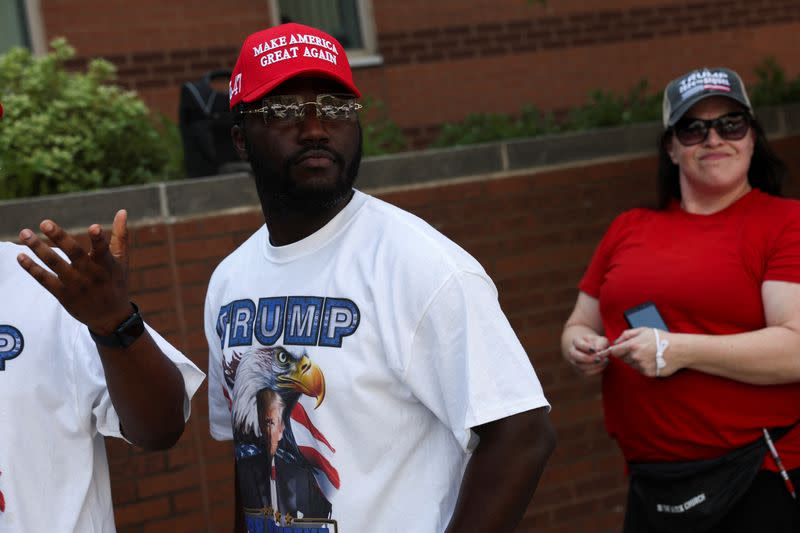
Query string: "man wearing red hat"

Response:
xmin=206 ymin=23 xmax=555 ymax=533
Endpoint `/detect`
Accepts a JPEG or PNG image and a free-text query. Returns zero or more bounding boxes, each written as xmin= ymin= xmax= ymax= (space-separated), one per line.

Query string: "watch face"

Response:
xmin=115 ymin=308 xmax=145 ymax=348
xmin=89 ymin=303 xmax=145 ymax=348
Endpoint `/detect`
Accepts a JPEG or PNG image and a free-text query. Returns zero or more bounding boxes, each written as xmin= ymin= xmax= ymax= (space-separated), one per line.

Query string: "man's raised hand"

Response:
xmin=17 ymin=210 xmax=134 ymax=335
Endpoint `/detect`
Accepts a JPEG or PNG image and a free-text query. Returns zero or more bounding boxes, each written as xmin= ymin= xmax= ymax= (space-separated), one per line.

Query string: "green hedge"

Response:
xmin=428 ymin=59 xmax=800 ymax=149
xmin=0 ymin=39 xmax=180 ymax=200
xmin=361 ymin=96 xmax=407 ymax=156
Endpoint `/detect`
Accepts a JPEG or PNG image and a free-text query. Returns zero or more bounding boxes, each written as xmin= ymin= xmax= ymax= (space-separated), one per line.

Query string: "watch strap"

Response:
xmin=89 ymin=302 xmax=145 ymax=349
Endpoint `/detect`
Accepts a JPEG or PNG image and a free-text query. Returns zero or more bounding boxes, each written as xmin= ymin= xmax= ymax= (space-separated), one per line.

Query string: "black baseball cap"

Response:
xmin=662 ymin=67 xmax=753 ymax=128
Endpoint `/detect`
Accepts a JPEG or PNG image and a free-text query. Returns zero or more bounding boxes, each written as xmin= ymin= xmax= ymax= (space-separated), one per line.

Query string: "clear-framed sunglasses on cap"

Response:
xmin=240 ymin=93 xmax=362 ymax=124
xmin=672 ymin=111 xmax=751 ymax=146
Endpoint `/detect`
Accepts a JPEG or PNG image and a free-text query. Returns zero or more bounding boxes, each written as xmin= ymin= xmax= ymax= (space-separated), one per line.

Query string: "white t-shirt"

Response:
xmin=0 ymin=242 xmax=205 ymax=533
xmin=206 ymin=191 xmax=548 ymax=533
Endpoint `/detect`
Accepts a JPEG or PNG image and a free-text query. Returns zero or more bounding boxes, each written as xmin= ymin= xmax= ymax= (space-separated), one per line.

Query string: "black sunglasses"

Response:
xmin=673 ymin=112 xmax=751 ymax=146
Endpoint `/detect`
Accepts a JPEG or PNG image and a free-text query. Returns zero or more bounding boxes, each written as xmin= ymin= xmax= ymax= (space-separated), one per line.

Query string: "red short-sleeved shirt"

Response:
xmin=580 ymin=189 xmax=800 ymax=469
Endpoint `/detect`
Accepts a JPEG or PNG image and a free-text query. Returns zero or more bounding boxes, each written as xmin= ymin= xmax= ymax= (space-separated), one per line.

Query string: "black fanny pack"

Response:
xmin=627 ymin=424 xmax=796 ymax=533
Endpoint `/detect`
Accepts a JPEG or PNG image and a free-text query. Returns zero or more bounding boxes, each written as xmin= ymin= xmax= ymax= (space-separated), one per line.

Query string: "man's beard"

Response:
xmin=246 ymin=127 xmax=362 ymax=214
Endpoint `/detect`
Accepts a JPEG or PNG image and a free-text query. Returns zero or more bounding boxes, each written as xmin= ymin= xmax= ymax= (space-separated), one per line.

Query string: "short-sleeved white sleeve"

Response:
xmin=73 ymin=322 xmax=205 ymax=439
xmin=402 ymin=270 xmax=549 ymax=451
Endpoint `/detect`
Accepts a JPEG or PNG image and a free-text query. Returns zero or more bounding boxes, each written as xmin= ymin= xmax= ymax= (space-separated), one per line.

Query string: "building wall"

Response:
xmin=79 ymin=132 xmax=799 ymax=533
xmin=39 ymin=0 xmax=800 ymax=146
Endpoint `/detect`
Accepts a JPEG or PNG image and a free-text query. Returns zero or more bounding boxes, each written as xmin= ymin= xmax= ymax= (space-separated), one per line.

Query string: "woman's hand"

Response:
xmin=565 ymin=333 xmax=610 ymax=376
xmin=607 ymin=328 xmax=677 ymax=378
xmin=562 ymin=292 xmax=610 ymax=377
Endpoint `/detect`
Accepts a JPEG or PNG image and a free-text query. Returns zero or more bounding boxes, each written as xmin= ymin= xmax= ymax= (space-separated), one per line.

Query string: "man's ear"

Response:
xmin=232 ymin=124 xmax=249 ymax=161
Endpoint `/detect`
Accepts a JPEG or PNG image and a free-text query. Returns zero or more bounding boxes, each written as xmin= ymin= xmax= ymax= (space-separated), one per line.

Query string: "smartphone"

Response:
xmin=624 ymin=302 xmax=669 ymax=331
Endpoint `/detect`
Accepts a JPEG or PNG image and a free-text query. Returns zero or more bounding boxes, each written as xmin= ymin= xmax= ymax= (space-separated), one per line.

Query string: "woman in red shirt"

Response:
xmin=562 ymin=67 xmax=800 ymax=532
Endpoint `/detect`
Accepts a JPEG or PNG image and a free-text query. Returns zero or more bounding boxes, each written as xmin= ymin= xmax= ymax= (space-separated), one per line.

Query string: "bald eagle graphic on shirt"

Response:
xmin=223 ymin=346 xmax=337 ymax=523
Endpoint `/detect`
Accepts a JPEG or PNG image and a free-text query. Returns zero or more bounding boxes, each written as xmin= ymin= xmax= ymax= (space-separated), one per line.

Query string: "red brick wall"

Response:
xmin=107 ymin=134 xmax=800 ymax=532
xmin=39 ymin=0 xmax=800 ymax=147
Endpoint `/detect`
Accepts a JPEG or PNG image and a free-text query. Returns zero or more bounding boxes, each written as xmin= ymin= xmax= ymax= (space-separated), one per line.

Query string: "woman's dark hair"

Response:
xmin=656 ymin=115 xmax=788 ymax=209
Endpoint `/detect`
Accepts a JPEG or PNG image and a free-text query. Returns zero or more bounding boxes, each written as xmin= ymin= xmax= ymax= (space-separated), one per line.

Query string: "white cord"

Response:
xmin=654 ymin=328 xmax=669 ymax=377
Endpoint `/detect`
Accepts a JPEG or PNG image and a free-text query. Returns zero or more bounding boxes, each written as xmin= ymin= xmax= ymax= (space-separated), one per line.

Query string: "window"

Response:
xmin=0 ymin=0 xmax=45 ymax=55
xmin=0 ymin=0 xmax=30 ymax=53
xmin=270 ymin=0 xmax=381 ymax=67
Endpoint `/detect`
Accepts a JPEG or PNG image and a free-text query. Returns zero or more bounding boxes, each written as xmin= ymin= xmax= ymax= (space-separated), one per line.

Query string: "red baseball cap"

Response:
xmin=229 ymin=23 xmax=361 ymax=109
xmin=0 ymin=102 xmax=3 ymax=119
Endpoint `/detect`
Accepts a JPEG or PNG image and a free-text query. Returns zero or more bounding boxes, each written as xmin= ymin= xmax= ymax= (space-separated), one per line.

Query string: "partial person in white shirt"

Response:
xmin=0 ymin=208 xmax=205 ymax=533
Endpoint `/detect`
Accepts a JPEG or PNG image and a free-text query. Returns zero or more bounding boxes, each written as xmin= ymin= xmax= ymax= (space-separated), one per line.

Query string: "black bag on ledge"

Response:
xmin=179 ymin=69 xmax=239 ymax=178
xmin=627 ymin=424 xmax=796 ymax=533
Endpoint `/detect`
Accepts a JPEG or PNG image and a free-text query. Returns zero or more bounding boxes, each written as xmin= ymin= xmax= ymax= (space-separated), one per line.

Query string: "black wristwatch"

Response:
xmin=89 ymin=302 xmax=145 ymax=349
